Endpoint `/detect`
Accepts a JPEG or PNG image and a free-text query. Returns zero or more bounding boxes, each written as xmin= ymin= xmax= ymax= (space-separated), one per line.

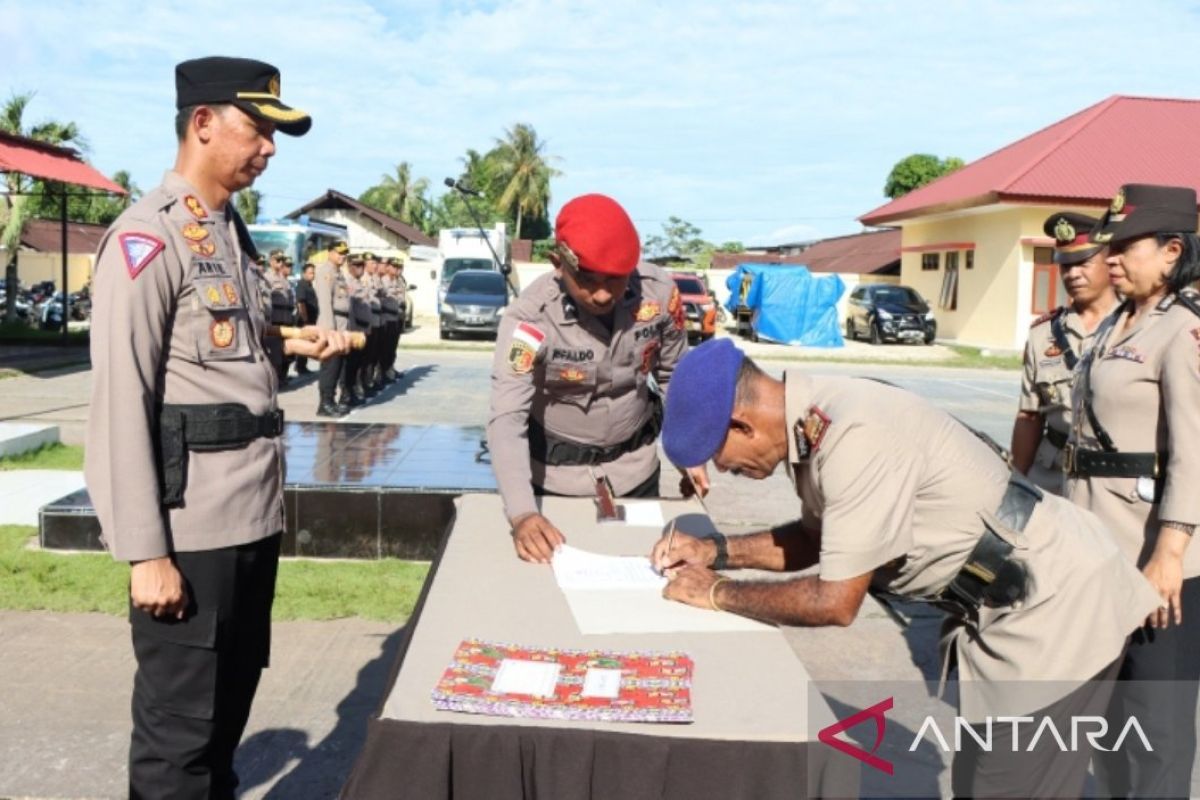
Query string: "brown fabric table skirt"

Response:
xmin=342 ymin=717 xmax=853 ymax=800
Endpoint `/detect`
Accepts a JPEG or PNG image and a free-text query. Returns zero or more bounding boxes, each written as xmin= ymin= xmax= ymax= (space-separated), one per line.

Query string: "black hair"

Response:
xmin=733 ymin=356 xmax=764 ymax=409
xmin=174 ymin=103 xmax=231 ymax=141
xmin=1156 ymin=232 xmax=1200 ymax=294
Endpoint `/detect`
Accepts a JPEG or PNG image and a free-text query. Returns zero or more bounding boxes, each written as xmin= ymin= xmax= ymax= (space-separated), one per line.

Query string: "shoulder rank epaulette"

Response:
xmin=792 ymin=405 xmax=831 ymax=461
xmin=1174 ymin=288 xmax=1200 ymax=319
xmin=1030 ymin=306 xmax=1065 ymax=328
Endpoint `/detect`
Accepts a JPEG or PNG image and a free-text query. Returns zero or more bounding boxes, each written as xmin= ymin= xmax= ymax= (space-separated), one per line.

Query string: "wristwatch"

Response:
xmin=708 ymin=531 xmax=729 ymax=571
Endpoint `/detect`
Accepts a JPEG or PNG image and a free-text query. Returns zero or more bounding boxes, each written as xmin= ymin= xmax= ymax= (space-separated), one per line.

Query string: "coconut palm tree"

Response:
xmin=0 ymin=91 xmax=88 ymax=194
xmin=360 ymin=162 xmax=430 ymax=229
xmin=490 ymin=124 xmax=560 ymax=240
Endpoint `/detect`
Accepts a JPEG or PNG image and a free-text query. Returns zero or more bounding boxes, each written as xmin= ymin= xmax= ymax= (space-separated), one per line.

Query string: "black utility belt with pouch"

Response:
xmin=156 ymin=403 xmax=284 ymax=506
xmin=1067 ymin=447 xmax=1166 ymax=502
xmin=529 ymin=411 xmax=662 ymax=467
xmin=940 ymin=473 xmax=1042 ymax=615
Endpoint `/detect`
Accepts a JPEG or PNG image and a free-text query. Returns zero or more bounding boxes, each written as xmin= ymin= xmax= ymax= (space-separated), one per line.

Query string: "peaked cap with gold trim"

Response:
xmin=1041 ymin=211 xmax=1103 ymax=266
xmin=175 ymin=56 xmax=312 ymax=136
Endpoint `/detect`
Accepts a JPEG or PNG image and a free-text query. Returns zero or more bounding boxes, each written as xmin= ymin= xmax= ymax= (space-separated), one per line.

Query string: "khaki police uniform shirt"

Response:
xmin=315 ymin=260 xmax=351 ymax=332
xmin=782 ymin=370 xmax=1157 ymax=719
xmin=1067 ymin=292 xmax=1200 ymax=576
xmin=487 ymin=264 xmax=687 ymax=521
xmin=84 ymin=171 xmax=284 ymax=561
xmin=379 ymin=275 xmax=401 ymax=322
xmin=344 ymin=271 xmax=372 ymax=332
xmin=266 ymin=268 xmax=296 ymax=325
xmin=366 ymin=273 xmax=383 ymax=328
xmin=1018 ymin=305 xmax=1107 ymax=494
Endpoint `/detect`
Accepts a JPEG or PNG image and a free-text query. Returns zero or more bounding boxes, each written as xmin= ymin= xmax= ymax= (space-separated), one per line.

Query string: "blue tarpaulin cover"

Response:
xmin=724 ymin=264 xmax=845 ymax=347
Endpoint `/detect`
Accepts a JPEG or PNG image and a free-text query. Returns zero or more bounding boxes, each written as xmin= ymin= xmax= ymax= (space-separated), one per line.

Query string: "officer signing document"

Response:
xmin=84 ymin=57 xmax=350 ymax=798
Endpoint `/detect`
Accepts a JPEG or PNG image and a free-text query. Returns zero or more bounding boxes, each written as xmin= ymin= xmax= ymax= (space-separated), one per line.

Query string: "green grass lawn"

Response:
xmin=0 ymin=442 xmax=85 ymax=471
xmin=0 ymin=525 xmax=428 ymax=622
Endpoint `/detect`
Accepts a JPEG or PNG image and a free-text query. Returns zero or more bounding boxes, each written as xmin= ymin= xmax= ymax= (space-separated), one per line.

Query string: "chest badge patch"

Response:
xmin=1105 ymin=345 xmax=1145 ymax=364
xmin=210 ymin=317 xmax=236 ymax=349
xmin=183 ymin=195 xmax=208 ymax=220
xmin=181 ymin=222 xmax=209 ymax=242
xmin=204 ymin=285 xmax=222 ymax=306
xmin=640 ymin=340 xmax=661 ymax=374
xmin=635 ymin=301 xmax=660 ymax=322
xmin=118 ymin=232 xmax=165 ymax=280
xmin=222 ymin=283 xmax=239 ymax=305
xmin=668 ymin=286 xmax=684 ymax=330
xmin=188 ymin=240 xmax=217 ymax=257
xmin=1044 ymin=344 xmax=1063 ymax=358
xmin=508 ymin=321 xmax=545 ymax=374
xmin=559 ymin=366 xmax=586 ymax=382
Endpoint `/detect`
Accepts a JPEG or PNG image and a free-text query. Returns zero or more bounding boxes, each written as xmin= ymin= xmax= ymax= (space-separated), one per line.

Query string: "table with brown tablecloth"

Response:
xmin=341 ymin=494 xmax=860 ymax=799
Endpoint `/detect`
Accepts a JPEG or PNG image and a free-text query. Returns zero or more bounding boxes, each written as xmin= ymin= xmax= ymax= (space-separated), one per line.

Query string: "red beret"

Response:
xmin=555 ymin=194 xmax=640 ymax=276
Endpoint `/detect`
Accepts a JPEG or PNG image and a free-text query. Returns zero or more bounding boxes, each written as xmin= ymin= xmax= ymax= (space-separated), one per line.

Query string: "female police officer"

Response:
xmin=1067 ymin=183 xmax=1200 ymax=798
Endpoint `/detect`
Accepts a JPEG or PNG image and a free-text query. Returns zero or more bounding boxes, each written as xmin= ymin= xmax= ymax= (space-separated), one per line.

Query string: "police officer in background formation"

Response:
xmin=294 ymin=261 xmax=318 ymax=374
xmin=315 ymin=240 xmax=352 ymax=416
xmin=379 ymin=257 xmax=404 ymax=383
xmin=654 ymin=339 xmax=1159 ymax=798
xmin=266 ymin=249 xmax=298 ymax=385
xmin=362 ymin=252 xmax=386 ymax=395
xmin=488 ymin=193 xmax=695 ymax=563
xmin=342 ymin=252 xmax=374 ymax=407
xmin=1010 ymin=212 xmax=1116 ymax=494
xmin=1066 ymin=184 xmax=1200 ymax=798
xmin=83 ymin=57 xmax=351 ymax=798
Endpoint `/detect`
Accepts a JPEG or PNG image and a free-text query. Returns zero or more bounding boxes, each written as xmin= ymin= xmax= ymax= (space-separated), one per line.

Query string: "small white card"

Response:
xmin=581 ymin=668 xmax=624 ymax=699
xmin=490 ymin=659 xmax=562 ymax=698
xmin=621 ymin=500 xmax=665 ymax=528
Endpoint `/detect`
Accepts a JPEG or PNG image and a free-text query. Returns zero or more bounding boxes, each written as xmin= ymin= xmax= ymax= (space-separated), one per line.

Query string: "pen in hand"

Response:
xmin=660 ymin=519 xmax=677 ymax=575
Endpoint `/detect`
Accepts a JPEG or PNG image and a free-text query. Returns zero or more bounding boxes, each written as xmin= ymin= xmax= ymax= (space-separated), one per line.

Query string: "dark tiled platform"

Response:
xmin=40 ymin=423 xmax=497 ymax=560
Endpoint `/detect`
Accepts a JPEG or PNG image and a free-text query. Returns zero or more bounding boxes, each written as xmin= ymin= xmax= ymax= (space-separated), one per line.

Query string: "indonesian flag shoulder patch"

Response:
xmin=118 ymin=232 xmax=165 ymax=280
xmin=508 ymin=321 xmax=546 ymax=374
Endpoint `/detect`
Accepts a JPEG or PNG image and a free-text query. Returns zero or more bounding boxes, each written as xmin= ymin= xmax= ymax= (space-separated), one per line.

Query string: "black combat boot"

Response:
xmin=316 ymin=392 xmax=342 ymax=417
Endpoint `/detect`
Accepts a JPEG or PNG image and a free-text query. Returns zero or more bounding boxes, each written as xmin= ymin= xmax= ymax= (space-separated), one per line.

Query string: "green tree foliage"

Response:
xmin=235 ymin=188 xmax=262 ymax=223
xmin=490 ymin=123 xmax=560 ymax=241
xmin=883 ymin=154 xmax=965 ymax=199
xmin=358 ymin=125 xmax=559 ymax=242
xmin=1 ymin=91 xmax=132 ymax=227
xmin=359 ymin=161 xmax=430 ymax=231
xmin=643 ymin=216 xmax=708 ymax=259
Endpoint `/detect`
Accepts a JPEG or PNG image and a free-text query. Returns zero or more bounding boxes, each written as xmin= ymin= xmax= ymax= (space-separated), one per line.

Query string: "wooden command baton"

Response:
xmin=269 ymin=325 xmax=366 ymax=350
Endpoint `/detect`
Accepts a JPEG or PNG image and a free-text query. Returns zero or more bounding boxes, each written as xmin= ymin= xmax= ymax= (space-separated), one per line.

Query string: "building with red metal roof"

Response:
xmin=858 ymin=95 xmax=1200 ymax=349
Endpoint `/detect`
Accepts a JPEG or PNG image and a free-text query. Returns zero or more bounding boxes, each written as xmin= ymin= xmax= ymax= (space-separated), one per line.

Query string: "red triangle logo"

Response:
xmin=119 ymin=232 xmax=165 ymax=280
xmin=818 ymin=696 xmax=894 ymax=775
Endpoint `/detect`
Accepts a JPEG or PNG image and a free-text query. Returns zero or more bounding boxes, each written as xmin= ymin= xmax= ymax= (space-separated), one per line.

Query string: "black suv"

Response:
xmin=845 ymin=284 xmax=936 ymax=345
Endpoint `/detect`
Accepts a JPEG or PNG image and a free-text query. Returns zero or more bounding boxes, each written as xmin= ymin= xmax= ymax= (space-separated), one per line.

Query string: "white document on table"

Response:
xmin=551 ymin=544 xmax=667 ymax=591
xmin=490 ymin=659 xmax=562 ymax=697
xmin=620 ymin=500 xmax=665 ymax=528
xmin=561 ymin=589 xmax=773 ymax=634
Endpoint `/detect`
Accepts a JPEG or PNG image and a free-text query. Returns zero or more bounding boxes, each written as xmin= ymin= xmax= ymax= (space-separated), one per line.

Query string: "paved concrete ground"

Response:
xmin=0 ymin=341 xmax=1021 ymax=799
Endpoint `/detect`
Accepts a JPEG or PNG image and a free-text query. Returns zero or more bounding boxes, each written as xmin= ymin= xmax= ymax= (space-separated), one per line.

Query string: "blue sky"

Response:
xmin=4 ymin=0 xmax=1200 ymax=246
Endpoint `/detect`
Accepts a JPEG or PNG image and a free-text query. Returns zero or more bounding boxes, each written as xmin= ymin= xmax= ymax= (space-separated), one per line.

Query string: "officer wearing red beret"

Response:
xmin=487 ymin=194 xmax=690 ymax=562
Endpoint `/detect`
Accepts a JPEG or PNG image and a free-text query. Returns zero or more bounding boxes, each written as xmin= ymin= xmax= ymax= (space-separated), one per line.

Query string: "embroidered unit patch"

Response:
xmin=118 ymin=232 xmax=165 ymax=280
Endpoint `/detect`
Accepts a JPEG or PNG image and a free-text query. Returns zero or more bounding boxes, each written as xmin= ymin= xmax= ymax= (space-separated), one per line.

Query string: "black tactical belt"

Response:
xmin=1044 ymin=427 xmax=1069 ymax=450
xmin=156 ymin=403 xmax=284 ymax=506
xmin=529 ymin=412 xmax=662 ymax=467
xmin=334 ymin=310 xmax=349 ymax=318
xmin=1069 ymin=448 xmax=1163 ymax=479
xmin=940 ymin=473 xmax=1041 ymax=613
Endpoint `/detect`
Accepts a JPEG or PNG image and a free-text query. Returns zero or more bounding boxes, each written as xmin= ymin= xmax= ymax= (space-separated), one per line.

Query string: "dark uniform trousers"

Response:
xmin=319 ymin=354 xmax=344 ymax=401
xmin=384 ymin=319 xmax=401 ymax=375
xmin=951 ymin=657 xmax=1122 ymax=800
xmin=129 ymin=533 xmax=281 ymax=800
xmin=1094 ymin=576 xmax=1200 ymax=800
xmin=342 ymin=346 xmax=363 ymax=400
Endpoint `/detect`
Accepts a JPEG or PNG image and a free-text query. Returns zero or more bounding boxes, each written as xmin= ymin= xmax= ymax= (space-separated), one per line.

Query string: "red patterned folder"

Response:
xmin=431 ymin=638 xmax=694 ymax=723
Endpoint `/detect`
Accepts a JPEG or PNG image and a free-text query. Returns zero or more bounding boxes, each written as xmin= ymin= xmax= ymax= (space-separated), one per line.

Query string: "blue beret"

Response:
xmin=662 ymin=338 xmax=745 ymax=467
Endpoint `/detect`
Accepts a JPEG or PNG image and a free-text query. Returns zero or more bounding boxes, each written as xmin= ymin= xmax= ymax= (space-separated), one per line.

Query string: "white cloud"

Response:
xmin=2 ymin=0 xmax=1200 ymax=245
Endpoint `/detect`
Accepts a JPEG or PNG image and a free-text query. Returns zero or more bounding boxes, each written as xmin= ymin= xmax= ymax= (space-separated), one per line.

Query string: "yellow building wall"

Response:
xmin=17 ymin=252 xmax=95 ymax=291
xmin=898 ymin=203 xmax=1100 ymax=350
